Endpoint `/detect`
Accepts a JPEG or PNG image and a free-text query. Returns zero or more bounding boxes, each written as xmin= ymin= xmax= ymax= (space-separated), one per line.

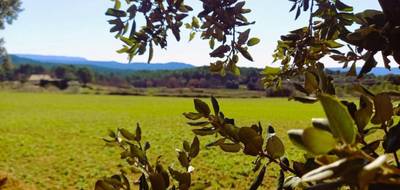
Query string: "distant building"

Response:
xmin=28 ymin=74 xmax=55 ymax=83
xmin=28 ymin=74 xmax=68 ymax=90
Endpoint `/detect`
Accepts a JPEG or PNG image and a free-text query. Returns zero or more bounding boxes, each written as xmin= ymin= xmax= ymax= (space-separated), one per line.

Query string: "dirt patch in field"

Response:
xmin=0 ymin=172 xmax=35 ymax=190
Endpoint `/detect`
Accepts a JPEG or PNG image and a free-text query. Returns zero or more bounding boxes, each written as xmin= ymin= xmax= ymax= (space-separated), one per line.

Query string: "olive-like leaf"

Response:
xmin=247 ymin=38 xmax=260 ymax=46
xmin=371 ymin=93 xmax=393 ymax=124
xmin=189 ymin=136 xmax=200 ymax=158
xmin=119 ymin=128 xmax=136 ymax=140
xmin=354 ymin=95 xmax=373 ymax=131
xmin=383 ymin=122 xmax=400 ymax=153
xmin=249 ymin=166 xmax=266 ymax=190
xmin=311 ymin=118 xmax=331 ymax=132
xmin=319 ymin=93 xmax=356 ymax=144
xmin=288 ymin=129 xmax=307 ymax=150
xmin=302 ymin=127 xmax=336 ymax=155
xmin=219 ymin=143 xmax=242 ymax=153
xmin=183 ymin=112 xmax=203 ymax=120
xmin=149 ymin=173 xmax=166 ymax=190
xmin=194 ymin=99 xmax=211 ymax=115
xmin=265 ymin=135 xmax=285 ymax=159
xmin=211 ymin=96 xmax=219 ymax=115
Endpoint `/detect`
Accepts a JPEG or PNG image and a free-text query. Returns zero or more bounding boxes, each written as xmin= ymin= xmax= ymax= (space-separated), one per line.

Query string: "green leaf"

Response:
xmin=277 ymin=169 xmax=285 ymax=190
xmin=114 ymin=0 xmax=121 ymax=9
xmin=149 ymin=173 xmax=166 ymax=190
xmin=371 ymin=93 xmax=393 ymax=124
xmin=383 ymin=122 xmax=400 ymax=153
xmin=183 ymin=140 xmax=190 ymax=152
xmin=192 ymin=128 xmax=216 ymax=136
xmin=183 ymin=112 xmax=203 ymax=120
xmin=193 ymin=99 xmax=210 ymax=115
xmin=191 ymin=17 xmax=200 ymax=28
xmin=177 ymin=151 xmax=189 ymax=168
xmin=139 ymin=174 xmax=149 ymax=190
xmin=288 ymin=129 xmax=307 ymax=150
xmin=354 ymin=95 xmax=373 ymax=131
xmin=302 ymin=127 xmax=336 ymax=155
xmin=335 ymin=0 xmax=353 ymax=12
xmin=311 ymin=118 xmax=331 ymax=132
xmin=346 ymin=62 xmax=357 ymax=76
xmin=265 ymin=136 xmax=285 ymax=159
xmin=187 ymin=121 xmax=210 ymax=127
xmin=189 ymin=32 xmax=196 ymax=41
xmin=219 ymin=143 xmax=242 ymax=153
xmin=238 ymin=127 xmax=263 ymax=156
xmin=249 ymin=166 xmax=266 ymax=190
xmin=189 ymin=136 xmax=200 ymax=158
xmin=116 ymin=46 xmax=129 ymax=54
xmin=325 ymin=40 xmax=343 ymax=48
xmin=105 ymin=8 xmax=127 ymax=17
xmin=247 ymin=38 xmax=260 ymax=46
xmin=119 ymin=128 xmax=135 ymax=140
xmin=95 ymin=180 xmax=116 ymax=190
xmin=237 ymin=46 xmax=254 ymax=61
xmin=135 ymin=123 xmax=142 ymax=141
xmin=262 ymin=66 xmax=280 ymax=75
xmin=304 ymin=71 xmax=319 ymax=94
xmin=211 ymin=96 xmax=219 ymax=115
xmin=147 ymin=43 xmax=153 ymax=64
xmin=319 ymin=93 xmax=356 ymax=144
xmin=209 ymin=38 xmax=215 ymax=49
xmin=238 ymin=29 xmax=250 ymax=45
xmin=291 ymin=96 xmax=318 ymax=104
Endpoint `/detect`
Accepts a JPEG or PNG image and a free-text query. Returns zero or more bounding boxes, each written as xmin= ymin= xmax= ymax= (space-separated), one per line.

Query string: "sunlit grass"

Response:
xmin=0 ymin=92 xmax=324 ymax=189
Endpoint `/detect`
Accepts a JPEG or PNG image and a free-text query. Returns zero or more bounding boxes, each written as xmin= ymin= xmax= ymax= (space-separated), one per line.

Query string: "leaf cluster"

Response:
xmin=96 ymin=123 xmax=200 ymax=190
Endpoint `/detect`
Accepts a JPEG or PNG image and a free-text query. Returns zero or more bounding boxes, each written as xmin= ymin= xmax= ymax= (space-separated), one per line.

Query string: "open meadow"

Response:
xmin=0 ymin=92 xmax=324 ymax=189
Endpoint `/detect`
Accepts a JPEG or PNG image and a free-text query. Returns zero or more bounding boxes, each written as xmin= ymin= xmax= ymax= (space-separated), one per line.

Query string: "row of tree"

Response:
xmin=2 ymin=60 xmax=400 ymax=95
xmin=0 ymin=61 xmax=95 ymax=85
xmin=0 ymin=61 xmax=266 ymax=90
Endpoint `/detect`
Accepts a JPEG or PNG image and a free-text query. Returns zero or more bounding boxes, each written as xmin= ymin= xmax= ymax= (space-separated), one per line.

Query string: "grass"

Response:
xmin=0 ymin=92 xmax=324 ymax=189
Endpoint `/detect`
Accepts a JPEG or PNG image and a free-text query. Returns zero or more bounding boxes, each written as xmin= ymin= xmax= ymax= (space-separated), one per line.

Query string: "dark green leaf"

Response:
xmin=135 ymin=123 xmax=142 ymax=141
xmin=265 ymin=135 xmax=285 ymax=159
xmin=193 ymin=99 xmax=210 ymax=115
xmin=119 ymin=128 xmax=135 ymax=140
xmin=249 ymin=166 xmax=266 ymax=190
xmin=383 ymin=122 xmax=400 ymax=153
xmin=177 ymin=151 xmax=189 ymax=168
xmin=192 ymin=128 xmax=216 ymax=136
xmin=189 ymin=136 xmax=200 ymax=158
xmin=187 ymin=121 xmax=210 ymax=127
xmin=371 ymin=93 xmax=393 ymax=124
xmin=238 ymin=29 xmax=250 ymax=45
xmin=183 ymin=112 xmax=203 ymax=120
xmin=219 ymin=143 xmax=242 ymax=153
xmin=211 ymin=96 xmax=219 ymax=115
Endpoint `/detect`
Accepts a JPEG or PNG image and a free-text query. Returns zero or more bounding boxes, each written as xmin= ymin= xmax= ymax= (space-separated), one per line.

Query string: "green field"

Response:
xmin=0 ymin=92 xmax=324 ymax=189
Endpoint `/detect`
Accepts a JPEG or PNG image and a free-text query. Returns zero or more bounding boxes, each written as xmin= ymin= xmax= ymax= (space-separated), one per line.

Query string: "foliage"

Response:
xmin=105 ymin=0 xmax=259 ymax=75
xmin=76 ymin=67 xmax=95 ymax=86
xmin=97 ymin=123 xmax=200 ymax=190
xmin=98 ymin=0 xmax=400 ymax=189
xmin=0 ymin=0 xmax=22 ymax=57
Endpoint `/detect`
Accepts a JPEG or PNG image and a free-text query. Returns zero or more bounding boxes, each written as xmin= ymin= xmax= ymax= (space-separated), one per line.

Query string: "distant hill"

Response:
xmin=9 ymin=54 xmax=400 ymax=76
xmin=328 ymin=67 xmax=400 ymax=76
xmin=12 ymin=54 xmax=195 ymax=71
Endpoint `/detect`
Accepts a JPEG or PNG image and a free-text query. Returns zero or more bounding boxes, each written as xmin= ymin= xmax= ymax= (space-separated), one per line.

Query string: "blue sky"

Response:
xmin=2 ymin=0 xmax=380 ymax=67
